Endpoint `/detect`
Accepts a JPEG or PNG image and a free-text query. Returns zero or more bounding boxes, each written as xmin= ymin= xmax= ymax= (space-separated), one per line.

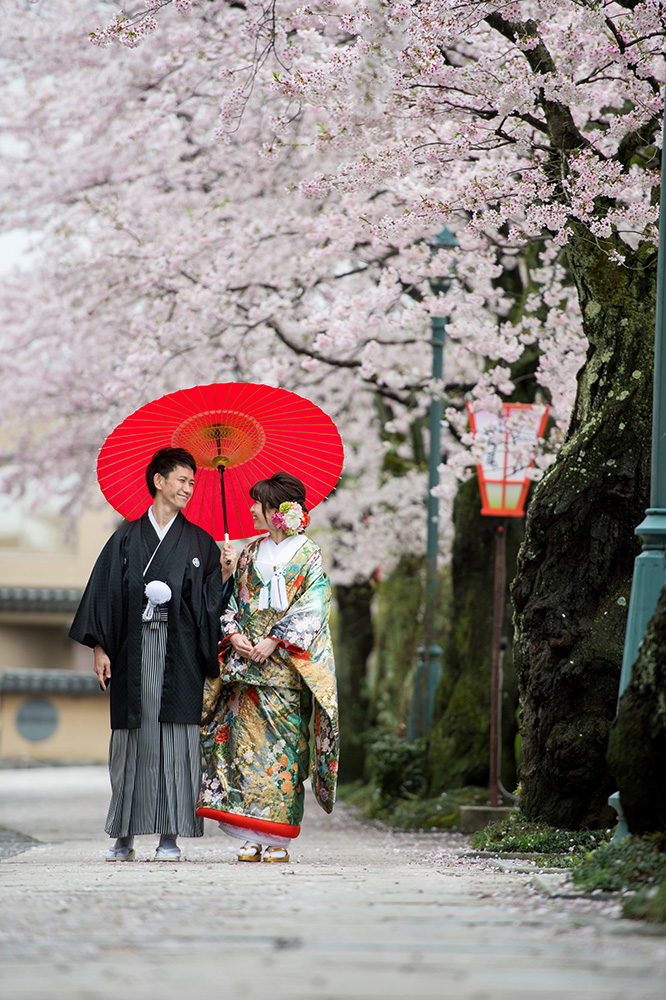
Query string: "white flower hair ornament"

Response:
xmin=271 ymin=501 xmax=310 ymax=536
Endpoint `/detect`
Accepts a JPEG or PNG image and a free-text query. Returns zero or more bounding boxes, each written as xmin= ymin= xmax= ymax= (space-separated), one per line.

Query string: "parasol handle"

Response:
xmin=217 ymin=465 xmax=233 ymax=563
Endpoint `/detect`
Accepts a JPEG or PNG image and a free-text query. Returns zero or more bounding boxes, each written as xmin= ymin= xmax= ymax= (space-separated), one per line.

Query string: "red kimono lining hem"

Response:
xmin=272 ymin=638 xmax=311 ymax=659
xmin=196 ymin=808 xmax=301 ymax=839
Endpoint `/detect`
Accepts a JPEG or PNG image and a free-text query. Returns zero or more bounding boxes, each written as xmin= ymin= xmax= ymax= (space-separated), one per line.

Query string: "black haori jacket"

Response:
xmin=69 ymin=511 xmax=231 ymax=729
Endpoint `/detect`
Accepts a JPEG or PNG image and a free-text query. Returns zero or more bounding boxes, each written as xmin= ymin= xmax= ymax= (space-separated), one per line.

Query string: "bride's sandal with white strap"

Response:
xmin=263 ymin=846 xmax=290 ymax=863
xmin=237 ymin=841 xmax=262 ymax=862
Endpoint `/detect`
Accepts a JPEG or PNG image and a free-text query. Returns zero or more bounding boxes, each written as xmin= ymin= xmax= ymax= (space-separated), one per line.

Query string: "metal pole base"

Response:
xmin=408 ymin=643 xmax=443 ymax=739
xmin=618 ymin=511 xmax=666 ymax=699
xmin=608 ymin=792 xmax=630 ymax=843
xmin=610 ymin=508 xmax=666 ymax=840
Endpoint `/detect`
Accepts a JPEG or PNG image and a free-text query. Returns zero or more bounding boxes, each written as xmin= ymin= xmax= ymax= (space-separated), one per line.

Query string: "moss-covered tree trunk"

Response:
xmin=513 ymin=236 xmax=655 ymax=828
xmin=427 ymin=478 xmax=523 ymax=793
xmin=334 ymin=581 xmax=374 ymax=781
xmin=607 ymin=583 xmax=666 ymax=834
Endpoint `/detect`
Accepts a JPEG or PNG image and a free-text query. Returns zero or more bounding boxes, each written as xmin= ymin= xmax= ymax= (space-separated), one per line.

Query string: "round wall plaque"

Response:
xmin=16 ymin=698 xmax=59 ymax=742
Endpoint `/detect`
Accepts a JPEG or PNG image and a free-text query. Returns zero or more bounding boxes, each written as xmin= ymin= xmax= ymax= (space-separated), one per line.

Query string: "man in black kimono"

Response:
xmin=70 ymin=447 xmax=234 ymax=861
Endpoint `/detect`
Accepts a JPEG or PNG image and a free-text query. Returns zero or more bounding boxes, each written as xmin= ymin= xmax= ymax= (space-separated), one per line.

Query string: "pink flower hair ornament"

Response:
xmin=271 ymin=501 xmax=310 ymax=536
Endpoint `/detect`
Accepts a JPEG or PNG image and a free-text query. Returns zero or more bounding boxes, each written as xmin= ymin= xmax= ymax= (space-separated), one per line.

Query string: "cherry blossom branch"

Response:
xmin=266 ymin=319 xmax=361 ymax=369
xmin=485 ymin=13 xmax=588 ymax=153
xmin=90 ymin=1 xmax=173 ymax=48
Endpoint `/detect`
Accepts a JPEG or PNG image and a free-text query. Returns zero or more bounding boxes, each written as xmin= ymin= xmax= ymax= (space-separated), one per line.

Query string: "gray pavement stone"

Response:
xmin=1 ymin=766 xmax=665 ymax=999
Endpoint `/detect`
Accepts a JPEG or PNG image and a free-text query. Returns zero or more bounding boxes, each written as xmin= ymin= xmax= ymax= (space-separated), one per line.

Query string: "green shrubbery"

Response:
xmin=622 ymin=884 xmax=666 ymax=923
xmin=338 ymin=733 xmax=488 ymax=828
xmin=471 ymin=811 xmax=611 ymax=859
xmin=365 ymin=733 xmax=427 ymax=802
xmin=339 ymin=780 xmax=489 ymax=830
xmin=572 ymin=836 xmax=666 ymax=891
xmin=571 ymin=836 xmax=666 ymax=924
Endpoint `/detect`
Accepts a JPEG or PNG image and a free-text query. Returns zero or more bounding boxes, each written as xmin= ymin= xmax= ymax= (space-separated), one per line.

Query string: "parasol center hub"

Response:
xmin=172 ymin=410 xmax=266 ymax=469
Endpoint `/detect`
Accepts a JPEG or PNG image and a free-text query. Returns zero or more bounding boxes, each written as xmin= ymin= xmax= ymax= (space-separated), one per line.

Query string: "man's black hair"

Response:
xmin=145 ymin=447 xmax=197 ymax=498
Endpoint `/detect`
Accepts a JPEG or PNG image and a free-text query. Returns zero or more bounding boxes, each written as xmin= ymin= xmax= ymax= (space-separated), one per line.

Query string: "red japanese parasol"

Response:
xmin=97 ymin=383 xmax=344 ymax=540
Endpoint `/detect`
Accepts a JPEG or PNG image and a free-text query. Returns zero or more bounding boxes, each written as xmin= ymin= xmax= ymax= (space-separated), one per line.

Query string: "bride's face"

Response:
xmin=249 ymin=498 xmax=277 ymax=532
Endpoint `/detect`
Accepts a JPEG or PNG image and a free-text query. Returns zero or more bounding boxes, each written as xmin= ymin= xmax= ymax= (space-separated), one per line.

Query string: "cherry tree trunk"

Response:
xmin=512 ymin=236 xmax=655 ymax=828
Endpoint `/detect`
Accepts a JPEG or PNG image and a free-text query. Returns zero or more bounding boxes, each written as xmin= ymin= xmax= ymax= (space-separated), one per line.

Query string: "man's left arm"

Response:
xmin=194 ymin=535 xmax=234 ymax=674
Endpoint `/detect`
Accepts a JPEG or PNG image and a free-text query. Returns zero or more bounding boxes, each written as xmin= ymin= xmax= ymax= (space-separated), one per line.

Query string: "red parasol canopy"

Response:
xmin=97 ymin=383 xmax=344 ymax=540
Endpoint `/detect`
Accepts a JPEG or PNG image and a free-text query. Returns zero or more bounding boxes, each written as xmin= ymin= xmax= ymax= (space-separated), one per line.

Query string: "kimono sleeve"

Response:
xmin=68 ymin=529 xmax=127 ymax=657
xmin=220 ymin=594 xmax=241 ymax=643
xmin=219 ymin=542 xmax=253 ymax=644
xmin=269 ymin=548 xmax=331 ymax=656
xmin=194 ymin=534 xmax=232 ymax=672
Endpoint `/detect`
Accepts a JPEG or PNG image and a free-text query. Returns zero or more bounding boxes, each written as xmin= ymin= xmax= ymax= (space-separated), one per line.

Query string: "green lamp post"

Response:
xmin=408 ymin=226 xmax=458 ymax=739
xmin=609 ymin=113 xmax=666 ymax=840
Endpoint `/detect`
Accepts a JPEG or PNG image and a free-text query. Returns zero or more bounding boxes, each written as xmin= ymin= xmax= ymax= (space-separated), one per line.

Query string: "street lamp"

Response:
xmin=468 ymin=401 xmax=549 ymax=806
xmin=408 ymin=226 xmax=458 ymax=740
xmin=609 ymin=113 xmax=666 ymax=840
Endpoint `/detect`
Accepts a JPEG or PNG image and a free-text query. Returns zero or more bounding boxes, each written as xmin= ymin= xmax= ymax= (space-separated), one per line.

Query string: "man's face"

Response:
xmin=154 ymin=464 xmax=195 ymax=510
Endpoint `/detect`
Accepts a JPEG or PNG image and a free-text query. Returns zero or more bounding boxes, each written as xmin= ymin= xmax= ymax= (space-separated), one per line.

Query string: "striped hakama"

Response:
xmin=105 ymin=608 xmax=203 ymax=838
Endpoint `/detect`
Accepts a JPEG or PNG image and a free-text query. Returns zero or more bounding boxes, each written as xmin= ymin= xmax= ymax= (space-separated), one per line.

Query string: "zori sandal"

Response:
xmin=237 ymin=841 xmax=262 ymax=862
xmin=263 ymin=846 xmax=290 ymax=863
xmin=105 ymin=846 xmax=136 ymax=862
xmin=153 ymin=845 xmax=182 ymax=862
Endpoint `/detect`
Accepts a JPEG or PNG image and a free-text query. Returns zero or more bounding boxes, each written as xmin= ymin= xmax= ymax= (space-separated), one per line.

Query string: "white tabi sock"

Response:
xmin=113 ymin=836 xmax=134 ymax=850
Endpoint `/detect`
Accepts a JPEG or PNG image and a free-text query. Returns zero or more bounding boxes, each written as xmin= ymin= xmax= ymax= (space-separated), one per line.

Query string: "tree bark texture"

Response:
xmin=513 ymin=236 xmax=655 ymax=828
xmin=427 ymin=478 xmax=522 ymax=794
xmin=607 ymin=583 xmax=666 ymax=835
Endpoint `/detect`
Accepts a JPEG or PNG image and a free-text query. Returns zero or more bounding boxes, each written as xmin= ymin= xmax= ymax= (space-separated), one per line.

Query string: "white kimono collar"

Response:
xmin=256 ymin=535 xmax=308 ymax=611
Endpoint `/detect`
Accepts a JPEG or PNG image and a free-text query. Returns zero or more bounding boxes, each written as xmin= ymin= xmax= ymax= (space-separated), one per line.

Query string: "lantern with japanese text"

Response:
xmin=467 ymin=402 xmax=550 ymax=517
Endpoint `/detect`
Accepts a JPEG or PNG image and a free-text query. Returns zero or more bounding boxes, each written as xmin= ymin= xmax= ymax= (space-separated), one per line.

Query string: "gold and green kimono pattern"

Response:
xmin=199 ymin=537 xmax=339 ymax=828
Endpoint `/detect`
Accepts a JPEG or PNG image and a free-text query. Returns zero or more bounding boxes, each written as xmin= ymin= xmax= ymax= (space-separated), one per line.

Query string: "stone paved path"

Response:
xmin=1 ymin=766 xmax=665 ymax=999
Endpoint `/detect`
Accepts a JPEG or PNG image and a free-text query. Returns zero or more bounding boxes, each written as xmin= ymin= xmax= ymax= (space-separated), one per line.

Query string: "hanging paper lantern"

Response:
xmin=467 ymin=402 xmax=550 ymax=517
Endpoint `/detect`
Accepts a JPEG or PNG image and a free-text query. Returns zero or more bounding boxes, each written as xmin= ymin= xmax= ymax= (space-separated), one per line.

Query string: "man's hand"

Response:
xmin=249 ymin=637 xmax=279 ymax=664
xmin=220 ymin=541 xmax=237 ymax=583
xmin=229 ymin=633 xmax=254 ymax=658
xmin=94 ymin=645 xmax=111 ymax=691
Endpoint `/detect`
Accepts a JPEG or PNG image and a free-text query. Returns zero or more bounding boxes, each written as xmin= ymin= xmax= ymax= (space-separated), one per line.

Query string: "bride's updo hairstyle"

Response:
xmin=249 ymin=472 xmax=308 ymax=518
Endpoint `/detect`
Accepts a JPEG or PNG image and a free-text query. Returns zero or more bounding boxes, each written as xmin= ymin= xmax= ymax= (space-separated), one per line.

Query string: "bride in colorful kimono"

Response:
xmin=197 ymin=471 xmax=339 ymax=862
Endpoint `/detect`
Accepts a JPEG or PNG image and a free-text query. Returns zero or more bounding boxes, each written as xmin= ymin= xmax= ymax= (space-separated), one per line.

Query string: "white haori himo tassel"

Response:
xmin=142 ymin=580 xmax=172 ymax=621
xmin=258 ymin=568 xmax=289 ymax=612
